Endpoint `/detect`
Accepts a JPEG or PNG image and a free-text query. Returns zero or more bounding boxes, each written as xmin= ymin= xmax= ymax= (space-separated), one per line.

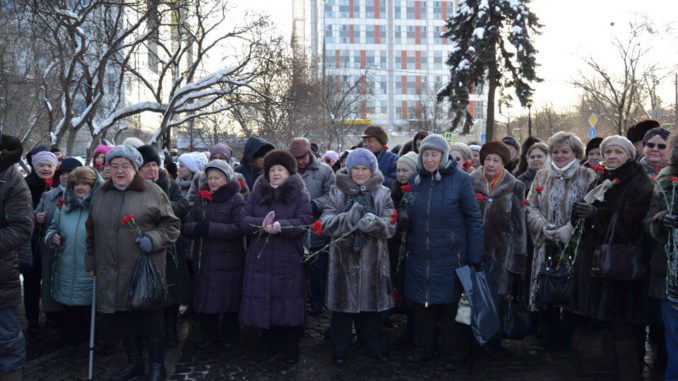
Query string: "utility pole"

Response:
xmin=674 ymin=73 xmax=677 ymax=129
xmin=528 ymin=104 xmax=532 ymax=137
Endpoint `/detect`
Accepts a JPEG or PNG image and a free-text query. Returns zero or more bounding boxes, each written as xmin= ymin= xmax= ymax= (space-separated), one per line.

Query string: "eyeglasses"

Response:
xmin=109 ymin=165 xmax=133 ymax=172
xmin=646 ymin=143 xmax=667 ymax=149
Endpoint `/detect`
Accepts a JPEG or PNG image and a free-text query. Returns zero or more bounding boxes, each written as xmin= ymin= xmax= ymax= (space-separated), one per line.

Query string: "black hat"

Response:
xmin=137 ymin=144 xmax=161 ymax=167
xmin=627 ymin=119 xmax=660 ymax=143
xmin=0 ymin=134 xmax=23 ymax=171
xmin=585 ymin=137 xmax=603 ymax=156
xmin=263 ymin=149 xmax=297 ymax=180
xmin=501 ymin=136 xmax=520 ymax=151
xmin=50 ymin=144 xmax=61 ymax=153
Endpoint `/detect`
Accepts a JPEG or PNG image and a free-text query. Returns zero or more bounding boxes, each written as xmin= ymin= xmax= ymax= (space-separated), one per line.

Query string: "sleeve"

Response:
xmin=312 ymin=167 xmax=336 ymax=214
xmin=320 ymin=187 xmax=357 ymax=236
xmin=181 ymin=203 xmax=199 ymax=239
xmin=85 ymin=206 xmax=95 ymax=271
xmin=169 ymin=182 xmax=189 ymax=220
xmin=238 ymin=194 xmax=265 ymax=235
xmin=359 ymin=188 xmax=397 ymax=239
xmin=526 ymin=176 xmax=548 ymax=242
xmin=645 ymin=184 xmax=669 ymax=242
xmin=277 ymin=192 xmax=314 ymax=238
xmin=206 ymin=195 xmax=245 ymax=239
xmin=0 ymin=177 xmax=34 ymax=254
xmin=508 ymin=181 xmax=527 ymax=274
xmin=44 ymin=209 xmax=60 ymax=250
xmin=382 ymin=155 xmax=397 ymax=188
xmin=144 ymin=191 xmax=181 ymax=251
xmin=460 ymin=175 xmax=485 ymax=264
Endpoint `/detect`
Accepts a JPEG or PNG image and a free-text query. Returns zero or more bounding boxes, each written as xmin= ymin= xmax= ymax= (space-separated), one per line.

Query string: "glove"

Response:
xmin=470 ymin=262 xmax=483 ymax=272
xmin=357 ymin=213 xmax=378 ymax=232
xmin=136 ymin=235 xmax=153 ymax=253
xmin=194 ymin=223 xmax=209 ymax=237
xmin=573 ymin=202 xmax=596 ymax=219
xmin=542 ymin=225 xmax=557 ymax=241
xmin=347 ymin=203 xmax=365 ymax=224
xmin=270 ymin=221 xmax=281 ymax=234
xmin=554 ymin=222 xmax=574 ymax=244
xmin=662 ymin=214 xmax=678 ymax=229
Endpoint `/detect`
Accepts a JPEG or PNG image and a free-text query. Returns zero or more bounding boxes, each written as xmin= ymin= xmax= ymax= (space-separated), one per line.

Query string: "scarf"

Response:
xmin=483 ymin=168 xmax=505 ymax=194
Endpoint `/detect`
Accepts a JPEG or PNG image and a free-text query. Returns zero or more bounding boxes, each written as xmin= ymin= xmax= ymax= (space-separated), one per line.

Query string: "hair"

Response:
xmin=547 ymin=131 xmax=585 ymax=160
xmin=516 ymin=136 xmax=543 ymax=175
xmin=668 ymin=129 xmax=678 ymax=165
xmin=449 ymin=142 xmax=473 ymax=162
xmin=526 ymin=142 xmax=548 ymax=157
xmin=68 ymin=166 xmax=96 ymax=187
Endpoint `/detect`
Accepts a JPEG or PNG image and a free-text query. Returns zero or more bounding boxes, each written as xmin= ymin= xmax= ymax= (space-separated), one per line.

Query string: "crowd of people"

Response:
xmin=0 ymin=120 xmax=676 ymax=381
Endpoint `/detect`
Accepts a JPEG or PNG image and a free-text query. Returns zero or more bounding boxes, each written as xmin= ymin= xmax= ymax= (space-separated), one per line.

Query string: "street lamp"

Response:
xmin=527 ymin=103 xmax=532 ymax=137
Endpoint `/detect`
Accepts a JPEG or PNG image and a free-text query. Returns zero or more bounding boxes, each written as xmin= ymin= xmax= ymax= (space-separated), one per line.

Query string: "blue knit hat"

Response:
xmin=346 ymin=148 xmax=378 ymax=174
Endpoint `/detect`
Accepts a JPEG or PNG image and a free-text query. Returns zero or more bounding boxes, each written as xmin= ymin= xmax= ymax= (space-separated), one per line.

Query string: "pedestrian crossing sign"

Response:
xmin=444 ymin=131 xmax=454 ymax=143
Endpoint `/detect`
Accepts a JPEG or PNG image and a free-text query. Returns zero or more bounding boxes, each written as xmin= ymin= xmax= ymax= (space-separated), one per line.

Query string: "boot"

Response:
xmin=614 ymin=338 xmax=642 ymax=381
xmin=164 ymin=306 xmax=178 ymax=348
xmin=0 ymin=369 xmax=22 ymax=381
xmin=583 ymin=329 xmax=619 ymax=375
xmin=146 ymin=337 xmax=166 ymax=381
xmin=109 ymin=336 xmax=144 ymax=381
xmin=198 ymin=314 xmax=218 ymax=350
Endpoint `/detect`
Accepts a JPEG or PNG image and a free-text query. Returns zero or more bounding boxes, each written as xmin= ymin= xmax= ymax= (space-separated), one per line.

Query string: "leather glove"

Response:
xmin=573 ymin=202 xmax=596 ymax=219
xmin=662 ymin=214 xmax=678 ymax=229
xmin=357 ymin=213 xmax=378 ymax=232
xmin=262 ymin=211 xmax=275 ymax=229
xmin=542 ymin=225 xmax=557 ymax=241
xmin=136 ymin=235 xmax=153 ymax=253
xmin=348 ymin=203 xmax=365 ymax=224
xmin=194 ymin=223 xmax=209 ymax=237
xmin=555 ymin=222 xmax=574 ymax=244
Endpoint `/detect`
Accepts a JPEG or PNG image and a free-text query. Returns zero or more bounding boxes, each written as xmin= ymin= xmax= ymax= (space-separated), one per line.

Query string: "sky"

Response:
xmin=236 ymin=0 xmax=678 ymax=116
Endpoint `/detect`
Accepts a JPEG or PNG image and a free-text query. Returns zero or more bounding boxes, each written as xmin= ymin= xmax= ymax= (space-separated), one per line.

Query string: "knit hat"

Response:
xmin=418 ymin=134 xmax=450 ymax=170
xmin=627 ymin=119 xmax=660 ymax=143
xmin=585 ymin=137 xmax=603 ymax=156
xmin=643 ymin=127 xmax=670 ymax=146
xmin=93 ymin=144 xmax=114 ymax=158
xmin=397 ymin=152 xmax=418 ymax=173
xmin=209 ymin=143 xmax=233 ymax=162
xmin=289 ymin=137 xmax=311 ymax=158
xmin=31 ymin=151 xmax=58 ymax=168
xmin=204 ymin=159 xmax=234 ymax=182
xmin=322 ymin=150 xmax=340 ymax=165
xmin=121 ymin=136 xmax=144 ymax=148
xmin=137 ymin=145 xmax=161 ymax=167
xmin=68 ymin=166 xmax=97 ymax=186
xmin=57 ymin=157 xmax=83 ymax=176
xmin=469 ymin=144 xmax=481 ymax=153
xmin=263 ymin=149 xmax=298 ymax=179
xmin=105 ymin=145 xmax=143 ymax=171
xmin=361 ymin=125 xmax=389 ymax=146
xmin=50 ymin=144 xmax=61 ymax=153
xmin=600 ymin=135 xmax=636 ymax=160
xmin=480 ymin=141 xmax=511 ymax=165
xmin=450 ymin=142 xmax=473 ymax=162
xmin=501 ymin=136 xmax=520 ymax=151
xmin=346 ymin=148 xmax=378 ymax=174
xmin=177 ymin=152 xmax=205 ymax=174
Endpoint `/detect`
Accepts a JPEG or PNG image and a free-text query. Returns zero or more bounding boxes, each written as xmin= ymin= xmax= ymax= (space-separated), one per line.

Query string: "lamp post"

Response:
xmin=528 ymin=103 xmax=532 ymax=137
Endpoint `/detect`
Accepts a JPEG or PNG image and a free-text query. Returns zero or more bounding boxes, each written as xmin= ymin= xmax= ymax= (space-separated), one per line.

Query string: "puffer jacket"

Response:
xmin=300 ymin=155 xmax=335 ymax=248
xmin=404 ymin=159 xmax=484 ymax=306
xmin=376 ymin=150 xmax=398 ymax=188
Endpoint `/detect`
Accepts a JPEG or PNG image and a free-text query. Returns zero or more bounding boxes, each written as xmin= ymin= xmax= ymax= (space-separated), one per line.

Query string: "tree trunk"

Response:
xmin=486 ymin=58 xmax=497 ymax=142
xmin=66 ymin=127 xmax=78 ymax=156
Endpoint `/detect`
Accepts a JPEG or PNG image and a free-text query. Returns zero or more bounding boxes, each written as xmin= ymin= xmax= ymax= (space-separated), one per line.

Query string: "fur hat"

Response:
xmin=57 ymin=157 xmax=83 ymax=175
xmin=121 ymin=137 xmax=144 ymax=148
xmin=105 ymin=145 xmax=143 ymax=171
xmin=210 ymin=144 xmax=233 ymax=162
xmin=643 ymin=127 xmax=670 ymax=146
xmin=68 ymin=166 xmax=97 ymax=186
xmin=361 ymin=125 xmax=389 ymax=146
xmin=585 ymin=137 xmax=603 ymax=156
xmin=263 ymin=149 xmax=297 ymax=179
xmin=346 ymin=148 xmax=378 ymax=174
xmin=204 ymin=159 xmax=234 ymax=182
xmin=418 ymin=134 xmax=450 ymax=170
xmin=627 ymin=119 xmax=660 ymax=143
xmin=397 ymin=152 xmax=418 ymax=173
xmin=137 ymin=145 xmax=161 ymax=167
xmin=480 ymin=141 xmax=511 ymax=165
xmin=0 ymin=134 xmax=23 ymax=171
xmin=600 ymin=135 xmax=636 ymax=160
xmin=289 ymin=137 xmax=311 ymax=158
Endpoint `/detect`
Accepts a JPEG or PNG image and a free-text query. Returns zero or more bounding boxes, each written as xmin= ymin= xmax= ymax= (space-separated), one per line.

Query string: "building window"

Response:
xmin=366 ymin=25 xmax=375 ymax=43
xmin=406 ymin=25 xmax=416 ymax=44
xmin=407 ymin=77 xmax=416 ymax=94
xmin=365 ymin=0 xmax=374 ymax=18
xmin=434 ymin=51 xmax=443 ymax=69
xmin=340 ymin=25 xmax=350 ymax=43
xmin=354 ymin=0 xmax=362 ymax=18
xmin=324 ymin=2 xmax=333 ymax=17
xmin=339 ymin=0 xmax=349 ymax=18
xmin=433 ymin=1 xmax=442 ymax=19
xmin=325 ymin=25 xmax=334 ymax=44
xmin=446 ymin=1 xmax=454 ymax=17
xmin=420 ymin=53 xmax=428 ymax=67
xmin=379 ymin=25 xmax=386 ymax=43
xmin=380 ymin=76 xmax=388 ymax=94
xmin=407 ymin=54 xmax=416 ymax=68
xmin=394 ymin=4 xmax=401 ymax=18
xmin=418 ymin=1 xmax=427 ymax=18
xmin=406 ymin=1 xmax=416 ymax=19
xmin=420 ymin=26 xmax=428 ymax=44
xmin=394 ymin=25 xmax=402 ymax=44
xmin=378 ymin=51 xmax=386 ymax=68
xmin=395 ymin=76 xmax=402 ymax=92
xmin=474 ymin=101 xmax=484 ymax=119
xmin=365 ymin=50 xmax=376 ymax=67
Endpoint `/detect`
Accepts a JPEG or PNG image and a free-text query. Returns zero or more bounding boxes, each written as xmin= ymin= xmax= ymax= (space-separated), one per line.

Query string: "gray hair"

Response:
xmin=547 ymin=131 xmax=584 ymax=160
xmin=449 ymin=142 xmax=473 ymax=162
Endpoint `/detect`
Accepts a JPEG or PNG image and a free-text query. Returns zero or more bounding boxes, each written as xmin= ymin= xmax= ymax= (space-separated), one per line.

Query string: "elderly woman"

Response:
xmin=640 ymin=127 xmax=670 ymax=176
xmin=450 ymin=142 xmax=474 ymax=172
xmin=86 ymin=145 xmax=180 ymax=381
xmin=321 ymin=148 xmax=396 ymax=365
xmin=183 ymin=160 xmax=246 ymax=351
xmin=570 ymin=136 xmax=652 ymax=379
xmin=404 ymin=134 xmax=484 ymax=370
xmin=238 ymin=150 xmax=312 ymax=365
xmin=45 ymin=167 xmax=100 ymax=350
xmin=584 ymin=137 xmax=603 ymax=168
xmin=526 ymin=131 xmax=596 ymax=355
xmin=517 ymin=142 xmax=548 ymax=196
xmin=470 ymin=142 xmax=527 ymax=347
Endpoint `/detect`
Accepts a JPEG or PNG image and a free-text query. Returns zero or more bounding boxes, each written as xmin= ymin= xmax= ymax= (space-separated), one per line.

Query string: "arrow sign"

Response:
xmin=589 ymin=127 xmax=596 ymax=139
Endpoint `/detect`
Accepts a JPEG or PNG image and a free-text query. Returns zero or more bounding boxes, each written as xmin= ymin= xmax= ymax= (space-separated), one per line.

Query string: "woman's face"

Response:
xmin=528 ymin=148 xmax=547 ymax=171
xmin=643 ymin=135 xmax=668 ymax=167
xmin=451 ymin=151 xmax=464 ymax=168
xmin=351 ymin=165 xmax=372 ymax=186
xmin=36 ymin=162 xmax=56 ymax=179
xmin=73 ymin=183 xmax=92 ymax=199
xmin=59 ymin=171 xmax=70 ymax=187
xmin=551 ymin=144 xmax=576 ymax=168
xmin=587 ymin=148 xmax=602 ymax=168
xmin=139 ymin=162 xmax=159 ymax=181
xmin=269 ymin=165 xmax=290 ymax=187
xmin=109 ymin=157 xmax=136 ymax=188
xmin=421 ymin=149 xmax=442 ymax=173
xmin=94 ymin=153 xmax=105 ymax=167
xmin=603 ymin=145 xmax=631 ymax=170
xmin=483 ymin=153 xmax=505 ymax=177
xmin=397 ymin=164 xmax=414 ymax=184
xmin=206 ymin=169 xmax=228 ymax=192
xmin=178 ymin=162 xmax=193 ymax=180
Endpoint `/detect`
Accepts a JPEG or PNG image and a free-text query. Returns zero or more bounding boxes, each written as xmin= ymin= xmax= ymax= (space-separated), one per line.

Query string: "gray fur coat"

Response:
xmin=321 ymin=169 xmax=396 ymax=313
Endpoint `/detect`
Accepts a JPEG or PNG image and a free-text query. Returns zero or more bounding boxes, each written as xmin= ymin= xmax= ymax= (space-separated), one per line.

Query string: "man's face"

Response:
xmin=295 ymin=153 xmax=311 ymax=168
xmin=252 ymin=157 xmax=265 ymax=169
xmin=362 ymin=136 xmax=382 ymax=154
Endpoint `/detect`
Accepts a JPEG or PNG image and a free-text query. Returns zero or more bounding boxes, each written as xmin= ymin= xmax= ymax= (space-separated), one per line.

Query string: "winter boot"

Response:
xmin=583 ymin=329 xmax=619 ymax=375
xmin=146 ymin=337 xmax=166 ymax=381
xmin=614 ymin=338 xmax=642 ymax=381
xmin=164 ymin=306 xmax=178 ymax=348
xmin=109 ymin=336 xmax=144 ymax=381
xmin=0 ymin=369 xmax=22 ymax=381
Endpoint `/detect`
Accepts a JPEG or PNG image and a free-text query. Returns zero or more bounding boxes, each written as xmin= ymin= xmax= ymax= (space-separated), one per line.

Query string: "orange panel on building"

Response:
xmin=335 ymin=75 xmax=340 ymax=91
xmin=401 ymin=51 xmax=407 ymax=69
xmin=402 ymin=101 xmax=408 ymax=120
xmin=468 ymin=100 xmax=475 ymax=116
xmin=360 ymin=75 xmax=366 ymax=94
xmin=349 ymin=0 xmax=354 ymax=18
xmin=401 ymin=75 xmax=407 ymax=94
xmin=335 ymin=50 xmax=340 ymax=68
xmin=415 ymin=1 xmax=420 ymax=19
xmin=415 ymin=26 xmax=420 ymax=44
xmin=415 ymin=51 xmax=421 ymax=69
xmin=360 ymin=50 xmax=366 ymax=69
xmin=442 ymin=1 xmax=447 ymax=20
xmin=375 ymin=0 xmax=380 ymax=18
xmin=350 ymin=25 xmax=354 ymax=43
xmin=375 ymin=25 xmax=380 ymax=43
xmin=361 ymin=101 xmax=367 ymax=119
xmin=416 ymin=101 xmax=423 ymax=118
xmin=416 ymin=76 xmax=421 ymax=94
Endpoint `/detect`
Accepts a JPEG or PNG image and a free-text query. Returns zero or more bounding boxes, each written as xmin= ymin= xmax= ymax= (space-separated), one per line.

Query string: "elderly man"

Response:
xmin=360 ymin=125 xmax=397 ymax=187
xmin=290 ymin=138 xmax=336 ymax=316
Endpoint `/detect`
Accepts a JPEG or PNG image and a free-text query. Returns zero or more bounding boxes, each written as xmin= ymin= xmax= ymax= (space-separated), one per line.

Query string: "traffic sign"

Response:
xmin=589 ymin=127 xmax=596 ymax=139
xmin=444 ymin=131 xmax=455 ymax=143
xmin=480 ymin=133 xmax=487 ymax=145
xmin=588 ymin=113 xmax=598 ymax=127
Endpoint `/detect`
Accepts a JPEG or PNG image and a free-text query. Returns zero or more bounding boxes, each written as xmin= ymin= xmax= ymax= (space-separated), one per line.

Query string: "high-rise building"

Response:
xmin=293 ymin=0 xmax=486 ymax=137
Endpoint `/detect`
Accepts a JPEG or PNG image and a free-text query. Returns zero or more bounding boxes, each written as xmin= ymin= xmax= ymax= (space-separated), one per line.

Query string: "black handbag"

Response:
xmin=539 ymin=240 xmax=573 ymax=306
xmin=502 ymin=276 xmax=532 ymax=340
xmin=591 ymin=213 xmax=645 ymax=281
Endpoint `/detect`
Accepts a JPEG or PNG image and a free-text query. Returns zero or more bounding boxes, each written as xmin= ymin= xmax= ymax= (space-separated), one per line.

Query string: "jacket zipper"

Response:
xmin=69 ymin=209 xmax=84 ymax=305
xmin=424 ymin=179 xmax=433 ymax=308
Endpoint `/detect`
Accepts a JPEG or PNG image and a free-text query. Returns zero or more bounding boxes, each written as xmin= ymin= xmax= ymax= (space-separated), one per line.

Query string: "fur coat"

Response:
xmin=321 ymin=169 xmax=396 ymax=313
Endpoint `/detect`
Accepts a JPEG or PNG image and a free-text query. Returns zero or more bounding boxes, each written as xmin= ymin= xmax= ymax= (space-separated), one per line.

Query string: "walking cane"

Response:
xmin=87 ymin=276 xmax=96 ymax=381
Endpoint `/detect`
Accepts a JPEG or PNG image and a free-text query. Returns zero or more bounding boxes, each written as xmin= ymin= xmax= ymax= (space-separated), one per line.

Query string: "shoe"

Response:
xmin=333 ymin=354 xmax=346 ymax=366
xmin=308 ymin=305 xmax=324 ymax=317
xmin=445 ymin=359 xmax=463 ymax=371
xmin=406 ymin=353 xmax=434 ymax=363
xmin=146 ymin=337 xmax=166 ymax=381
xmin=109 ymin=337 xmax=144 ymax=381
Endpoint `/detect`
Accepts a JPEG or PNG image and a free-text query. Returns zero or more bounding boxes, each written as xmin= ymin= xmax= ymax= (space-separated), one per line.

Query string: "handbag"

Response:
xmin=539 ymin=239 xmax=572 ymax=306
xmin=455 ymin=266 xmax=501 ymax=345
xmin=591 ymin=213 xmax=645 ymax=281
xmin=502 ymin=276 xmax=532 ymax=340
xmin=455 ymin=293 xmax=472 ymax=325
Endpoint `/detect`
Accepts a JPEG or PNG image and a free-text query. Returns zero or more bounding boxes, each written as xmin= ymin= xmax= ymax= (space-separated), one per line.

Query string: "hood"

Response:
xmin=64 ymin=174 xmax=104 ymax=212
xmin=241 ymin=136 xmax=274 ymax=165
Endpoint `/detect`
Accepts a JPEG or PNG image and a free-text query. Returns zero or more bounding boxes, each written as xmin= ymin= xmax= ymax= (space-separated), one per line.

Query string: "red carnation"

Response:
xmin=44 ymin=178 xmax=54 ymax=187
xmin=94 ymin=162 xmax=103 ymax=168
xmin=475 ymin=193 xmax=485 ymax=202
xmin=650 ymin=175 xmax=657 ymax=182
xmin=238 ymin=179 xmax=246 ymax=189
xmin=121 ymin=213 xmax=134 ymax=225
xmin=592 ymin=165 xmax=605 ymax=175
xmin=613 ymin=178 xmax=621 ymax=184
xmin=522 ymin=199 xmax=529 ymax=205
xmin=56 ymin=198 xmax=67 ymax=208
xmin=535 ymin=185 xmax=544 ymax=193
xmin=390 ymin=209 xmax=398 ymax=225
xmin=672 ymin=176 xmax=678 ymax=184
xmin=382 ymin=145 xmax=389 ymax=151
xmin=656 ymin=166 xmax=662 ymax=175
xmin=197 ymin=190 xmax=213 ymax=202
xmin=462 ymin=161 xmax=473 ymax=171
xmin=401 ymin=184 xmax=412 ymax=193
xmin=312 ymin=220 xmax=323 ymax=236
xmin=392 ymin=288 xmax=402 ymax=303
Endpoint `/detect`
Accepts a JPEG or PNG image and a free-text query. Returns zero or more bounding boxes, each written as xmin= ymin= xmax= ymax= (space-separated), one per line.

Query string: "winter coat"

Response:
xmin=526 ymin=161 xmax=596 ymax=311
xmin=571 ymin=160 xmax=652 ymax=324
xmin=470 ymin=168 xmax=527 ymax=296
xmin=300 ymin=155 xmax=335 ymax=248
xmin=404 ymin=160 xmax=485 ymax=306
xmin=85 ymin=174 xmax=181 ymax=313
xmin=183 ymin=181 xmax=246 ymax=314
xmin=187 ymin=169 xmax=249 ymax=204
xmin=234 ymin=137 xmax=274 ymax=190
xmin=376 ymin=150 xmax=398 ymax=188
xmin=516 ymin=167 xmax=537 ymax=198
xmin=23 ymin=171 xmax=53 ymax=270
xmin=388 ymin=180 xmax=409 ymax=294
xmin=0 ymin=164 xmax=34 ymax=310
xmin=155 ymin=170 xmax=192 ymax=305
xmin=175 ymin=175 xmax=196 ymax=263
xmin=321 ymin=169 xmax=396 ymax=313
xmin=175 ymin=176 xmax=193 ymax=199
xmin=44 ymin=178 xmax=103 ymax=306
xmin=35 ymin=186 xmax=67 ymax=312
xmin=639 ymin=156 xmax=667 ymax=177
xmin=238 ymin=174 xmax=312 ymax=329
xmin=644 ymin=164 xmax=678 ymax=301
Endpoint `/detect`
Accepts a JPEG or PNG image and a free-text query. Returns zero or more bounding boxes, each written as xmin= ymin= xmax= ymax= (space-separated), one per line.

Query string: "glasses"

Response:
xmin=646 ymin=143 xmax=667 ymax=149
xmin=109 ymin=165 xmax=133 ymax=172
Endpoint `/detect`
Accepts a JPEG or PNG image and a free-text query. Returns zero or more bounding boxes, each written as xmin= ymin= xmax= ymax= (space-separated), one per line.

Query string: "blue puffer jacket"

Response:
xmin=376 ymin=150 xmax=398 ymax=188
xmin=404 ymin=160 xmax=484 ymax=305
xmin=44 ymin=182 xmax=100 ymax=306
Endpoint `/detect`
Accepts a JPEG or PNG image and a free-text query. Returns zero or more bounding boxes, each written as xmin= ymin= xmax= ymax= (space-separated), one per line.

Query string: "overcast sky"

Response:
xmin=237 ymin=0 xmax=678 ymax=116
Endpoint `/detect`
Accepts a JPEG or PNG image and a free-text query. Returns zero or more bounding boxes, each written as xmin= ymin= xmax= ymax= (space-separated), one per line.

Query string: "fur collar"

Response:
xmin=199 ymin=181 xmax=240 ymax=203
xmin=253 ymin=173 xmax=306 ymax=205
xmin=470 ymin=168 xmax=516 ymax=197
xmin=101 ymin=173 xmax=146 ymax=192
xmin=546 ymin=159 xmax=582 ymax=180
xmin=335 ymin=168 xmax=385 ymax=194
